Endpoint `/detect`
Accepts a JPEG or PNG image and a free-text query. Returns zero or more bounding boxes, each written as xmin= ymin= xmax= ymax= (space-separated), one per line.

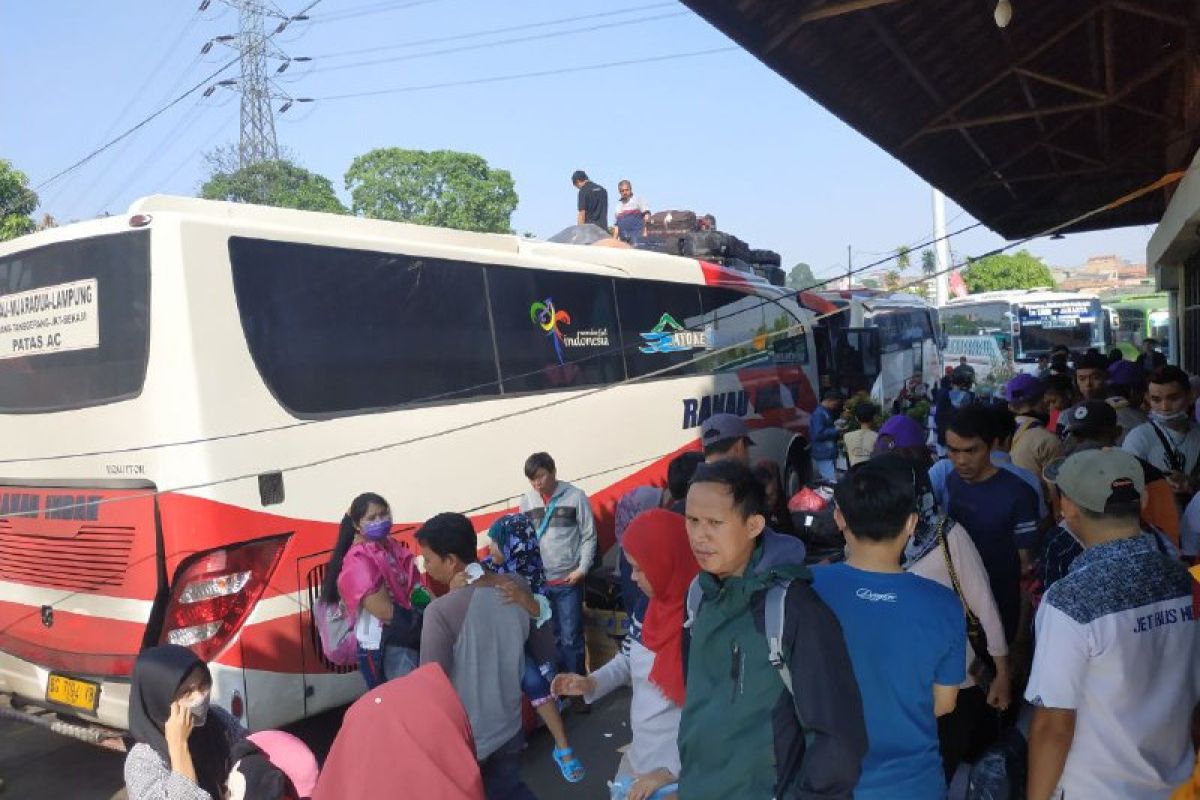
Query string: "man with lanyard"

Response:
xmin=518 ymin=451 xmax=597 ymax=707
xmin=1123 ymin=365 xmax=1200 ymax=512
xmin=610 ymin=180 xmax=650 ymax=245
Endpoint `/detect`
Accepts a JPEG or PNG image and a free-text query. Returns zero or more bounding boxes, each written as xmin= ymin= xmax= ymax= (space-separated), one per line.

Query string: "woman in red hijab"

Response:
xmin=313 ymin=664 xmax=484 ymax=800
xmin=553 ymin=508 xmax=698 ymax=799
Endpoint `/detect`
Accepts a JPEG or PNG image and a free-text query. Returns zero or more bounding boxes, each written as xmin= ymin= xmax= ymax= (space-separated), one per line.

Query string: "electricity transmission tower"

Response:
xmin=201 ymin=0 xmax=312 ymax=168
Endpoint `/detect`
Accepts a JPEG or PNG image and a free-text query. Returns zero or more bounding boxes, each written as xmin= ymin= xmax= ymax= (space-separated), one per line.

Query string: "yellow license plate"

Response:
xmin=46 ymin=674 xmax=99 ymax=713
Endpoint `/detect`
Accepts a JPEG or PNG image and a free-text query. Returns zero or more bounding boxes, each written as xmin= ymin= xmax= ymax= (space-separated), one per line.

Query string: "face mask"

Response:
xmin=188 ymin=692 xmax=211 ymax=727
xmin=361 ymin=517 xmax=392 ymax=540
xmin=1151 ymin=410 xmax=1189 ymax=425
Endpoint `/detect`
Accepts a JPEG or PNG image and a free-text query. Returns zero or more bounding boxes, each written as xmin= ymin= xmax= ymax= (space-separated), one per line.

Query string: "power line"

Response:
xmin=31 ymin=56 xmax=242 ymax=195
xmin=317 ymin=46 xmax=741 ymax=101
xmin=306 ymin=11 xmax=689 ymax=76
xmin=309 ymin=2 xmax=680 ymax=59
xmin=0 ymin=162 xmax=1182 ymax=518
xmin=312 ymin=0 xmax=441 ymax=24
xmin=0 ymin=219 xmax=1005 ymax=467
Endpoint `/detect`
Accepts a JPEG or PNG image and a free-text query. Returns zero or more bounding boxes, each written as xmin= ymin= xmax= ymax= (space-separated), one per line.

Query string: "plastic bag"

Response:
xmin=966 ymin=726 xmax=1028 ymax=800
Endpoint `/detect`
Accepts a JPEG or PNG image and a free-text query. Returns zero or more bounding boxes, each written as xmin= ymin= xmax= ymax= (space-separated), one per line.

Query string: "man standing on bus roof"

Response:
xmin=611 ymin=180 xmax=650 ymax=245
xmin=518 ymin=452 xmax=597 ymax=693
xmin=572 ymin=170 xmax=608 ymax=231
xmin=1136 ymin=338 xmax=1168 ymax=375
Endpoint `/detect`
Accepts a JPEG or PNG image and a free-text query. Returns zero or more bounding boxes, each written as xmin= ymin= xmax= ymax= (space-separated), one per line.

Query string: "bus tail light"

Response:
xmin=161 ymin=537 xmax=286 ymax=662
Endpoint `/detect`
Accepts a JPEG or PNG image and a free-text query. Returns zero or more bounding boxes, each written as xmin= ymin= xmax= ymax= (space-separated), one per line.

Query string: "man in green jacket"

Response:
xmin=679 ymin=460 xmax=867 ymax=799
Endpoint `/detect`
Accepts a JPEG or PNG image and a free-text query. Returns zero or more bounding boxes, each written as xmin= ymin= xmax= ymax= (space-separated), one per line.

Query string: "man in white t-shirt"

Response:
xmin=1123 ymin=365 xmax=1200 ymax=508
xmin=611 ymin=180 xmax=650 ymax=245
xmin=1026 ymin=449 xmax=1200 ymax=800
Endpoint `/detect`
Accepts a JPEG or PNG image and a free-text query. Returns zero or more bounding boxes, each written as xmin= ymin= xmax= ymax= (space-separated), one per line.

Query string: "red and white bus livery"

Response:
xmin=0 ymin=196 xmax=827 ymax=738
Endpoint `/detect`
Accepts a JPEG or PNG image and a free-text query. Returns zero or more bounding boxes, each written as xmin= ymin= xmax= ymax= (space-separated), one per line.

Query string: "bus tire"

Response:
xmin=783 ymin=442 xmax=811 ymax=499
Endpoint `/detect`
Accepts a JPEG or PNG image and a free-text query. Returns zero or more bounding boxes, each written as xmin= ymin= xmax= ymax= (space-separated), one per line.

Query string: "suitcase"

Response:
xmin=681 ymin=230 xmax=725 ymax=258
xmin=767 ymin=266 xmax=786 ymax=287
xmin=646 ymin=210 xmax=698 ymax=237
xmin=749 ymin=248 xmax=782 ymax=267
xmin=721 ymin=232 xmax=752 ymax=262
xmin=638 ymin=235 xmax=683 ymax=256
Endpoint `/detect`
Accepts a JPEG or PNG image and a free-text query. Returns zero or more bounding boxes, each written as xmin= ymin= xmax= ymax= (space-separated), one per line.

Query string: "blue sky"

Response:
xmin=1 ymin=0 xmax=1155 ymax=280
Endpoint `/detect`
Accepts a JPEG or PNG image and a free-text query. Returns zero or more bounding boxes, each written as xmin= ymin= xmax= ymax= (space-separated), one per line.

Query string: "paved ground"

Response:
xmin=0 ymin=689 xmax=631 ymax=799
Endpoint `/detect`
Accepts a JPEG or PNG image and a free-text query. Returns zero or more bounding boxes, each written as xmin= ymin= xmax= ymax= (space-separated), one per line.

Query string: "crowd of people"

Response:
xmin=121 ymin=341 xmax=1200 ymax=800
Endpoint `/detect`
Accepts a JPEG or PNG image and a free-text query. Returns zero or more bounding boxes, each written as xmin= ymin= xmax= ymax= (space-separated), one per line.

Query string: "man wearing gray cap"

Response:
xmin=1026 ymin=449 xmax=1199 ymax=800
xmin=698 ymin=413 xmax=754 ymax=466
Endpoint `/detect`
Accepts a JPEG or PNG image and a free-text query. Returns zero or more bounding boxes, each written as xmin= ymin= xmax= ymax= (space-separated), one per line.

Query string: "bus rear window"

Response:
xmin=0 ymin=231 xmax=150 ymax=412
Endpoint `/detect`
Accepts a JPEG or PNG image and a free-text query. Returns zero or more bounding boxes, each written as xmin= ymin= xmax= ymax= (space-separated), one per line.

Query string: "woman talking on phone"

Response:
xmin=124 ymin=644 xmax=247 ymax=800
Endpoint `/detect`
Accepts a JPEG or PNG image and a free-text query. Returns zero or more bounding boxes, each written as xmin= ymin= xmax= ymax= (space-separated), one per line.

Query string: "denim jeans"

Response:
xmin=813 ymin=458 xmax=837 ymax=483
xmin=480 ymin=731 xmax=538 ymax=800
xmin=544 ymin=582 xmax=585 ymax=675
xmin=356 ymin=645 xmax=418 ymax=689
xmin=520 ymin=648 xmax=553 ymax=705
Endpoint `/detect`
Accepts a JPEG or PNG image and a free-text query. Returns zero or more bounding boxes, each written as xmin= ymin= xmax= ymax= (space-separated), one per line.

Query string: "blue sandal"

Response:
xmin=552 ymin=747 xmax=585 ymax=783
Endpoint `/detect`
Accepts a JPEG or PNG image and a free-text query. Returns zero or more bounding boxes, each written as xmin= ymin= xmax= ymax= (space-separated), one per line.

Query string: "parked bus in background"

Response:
xmin=1110 ymin=292 xmax=1172 ymax=361
xmin=804 ymin=290 xmax=942 ymax=409
xmin=941 ymin=289 xmax=1105 ymax=374
xmin=0 ymin=196 xmax=824 ymax=742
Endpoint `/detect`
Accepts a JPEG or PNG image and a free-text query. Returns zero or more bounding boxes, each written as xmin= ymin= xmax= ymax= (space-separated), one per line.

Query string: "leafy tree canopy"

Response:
xmin=786 ymin=262 xmax=817 ymax=290
xmin=0 ymin=159 xmax=38 ymax=242
xmin=201 ymin=159 xmax=346 ymax=214
xmin=345 ymin=148 xmax=518 ymax=233
xmin=963 ymin=249 xmax=1056 ymax=293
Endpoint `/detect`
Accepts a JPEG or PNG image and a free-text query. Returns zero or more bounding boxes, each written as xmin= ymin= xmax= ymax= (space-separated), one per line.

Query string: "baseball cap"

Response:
xmin=1042 ymin=449 xmax=1143 ymax=513
xmin=700 ymin=413 xmax=755 ymax=448
xmin=1063 ymin=400 xmax=1119 ymax=437
xmin=1004 ymin=373 xmax=1044 ymax=403
xmin=876 ymin=414 xmax=925 ymax=449
xmin=1107 ymin=360 xmax=1145 ymax=388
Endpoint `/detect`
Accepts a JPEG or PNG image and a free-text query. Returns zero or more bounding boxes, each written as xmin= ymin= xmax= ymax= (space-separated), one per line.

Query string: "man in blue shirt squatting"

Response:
xmin=812 ymin=454 xmax=966 ymax=799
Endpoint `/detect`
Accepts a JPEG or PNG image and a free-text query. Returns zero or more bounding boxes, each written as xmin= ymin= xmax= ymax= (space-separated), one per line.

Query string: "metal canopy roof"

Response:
xmin=680 ymin=0 xmax=1200 ymax=239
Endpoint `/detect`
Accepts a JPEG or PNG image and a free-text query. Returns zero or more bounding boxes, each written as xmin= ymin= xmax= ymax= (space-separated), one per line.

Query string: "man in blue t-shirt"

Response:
xmin=944 ymin=404 xmax=1041 ymax=643
xmin=813 ymin=454 xmax=966 ymax=800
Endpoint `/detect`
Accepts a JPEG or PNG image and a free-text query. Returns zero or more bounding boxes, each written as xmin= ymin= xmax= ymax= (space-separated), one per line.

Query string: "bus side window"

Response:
xmin=486 ymin=266 xmax=626 ymax=393
xmin=698 ymin=287 xmax=770 ymax=373
xmin=615 ymin=279 xmax=704 ymax=380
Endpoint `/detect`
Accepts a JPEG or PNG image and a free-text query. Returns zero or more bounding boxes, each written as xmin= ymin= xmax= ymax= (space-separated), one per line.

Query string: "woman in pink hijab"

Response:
xmin=313 ymin=664 xmax=484 ymax=800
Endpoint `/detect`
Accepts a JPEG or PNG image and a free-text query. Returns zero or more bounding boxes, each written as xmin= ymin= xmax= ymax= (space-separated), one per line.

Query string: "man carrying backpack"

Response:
xmin=677 ymin=460 xmax=867 ymax=799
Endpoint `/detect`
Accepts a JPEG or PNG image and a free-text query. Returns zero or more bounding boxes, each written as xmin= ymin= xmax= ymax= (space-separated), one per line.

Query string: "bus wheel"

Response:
xmin=783 ymin=445 xmax=811 ymax=498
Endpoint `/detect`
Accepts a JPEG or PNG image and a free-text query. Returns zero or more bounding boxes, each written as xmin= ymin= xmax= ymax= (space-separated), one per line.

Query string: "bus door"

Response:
xmin=833 ymin=328 xmax=881 ymax=396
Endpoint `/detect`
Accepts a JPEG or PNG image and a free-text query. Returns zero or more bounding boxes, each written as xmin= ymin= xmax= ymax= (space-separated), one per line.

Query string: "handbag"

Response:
xmin=314 ymin=598 xmax=359 ymax=667
xmin=937 ymin=517 xmax=997 ymax=687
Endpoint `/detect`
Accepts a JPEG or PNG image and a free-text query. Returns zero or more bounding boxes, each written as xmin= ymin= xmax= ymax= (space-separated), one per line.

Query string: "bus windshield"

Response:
xmin=0 ymin=231 xmax=150 ymax=412
xmin=1017 ymin=299 xmax=1100 ymax=356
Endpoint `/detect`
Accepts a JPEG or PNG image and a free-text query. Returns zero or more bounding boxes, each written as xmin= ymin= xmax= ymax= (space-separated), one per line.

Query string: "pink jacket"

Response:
xmin=337 ymin=538 xmax=423 ymax=616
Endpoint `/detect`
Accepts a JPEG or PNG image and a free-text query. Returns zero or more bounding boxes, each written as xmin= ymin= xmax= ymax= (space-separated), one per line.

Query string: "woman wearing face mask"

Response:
xmin=125 ymin=644 xmax=246 ymax=800
xmin=326 ymin=492 xmax=426 ymax=689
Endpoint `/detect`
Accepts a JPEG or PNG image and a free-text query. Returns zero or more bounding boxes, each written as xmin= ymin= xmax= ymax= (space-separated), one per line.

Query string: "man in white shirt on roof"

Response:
xmin=1026 ymin=449 xmax=1200 ymax=800
xmin=611 ymin=180 xmax=650 ymax=245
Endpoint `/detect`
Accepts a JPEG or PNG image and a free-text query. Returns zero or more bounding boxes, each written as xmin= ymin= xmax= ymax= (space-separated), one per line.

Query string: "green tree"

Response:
xmin=895 ymin=245 xmax=912 ymax=274
xmin=345 ymin=148 xmax=518 ymax=233
xmin=883 ymin=270 xmax=902 ymax=291
xmin=921 ymin=249 xmax=936 ymax=277
xmin=0 ymin=159 xmax=38 ymax=242
xmin=786 ymin=262 xmax=816 ymax=290
xmin=963 ymin=249 xmax=1056 ymax=293
xmin=201 ymin=159 xmax=346 ymax=214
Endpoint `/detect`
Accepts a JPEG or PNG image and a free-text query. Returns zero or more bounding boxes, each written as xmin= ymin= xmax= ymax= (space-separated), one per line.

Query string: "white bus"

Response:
xmin=0 ymin=196 xmax=824 ymax=739
xmin=941 ymin=289 xmax=1105 ymax=373
xmin=811 ymin=290 xmax=943 ymax=408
